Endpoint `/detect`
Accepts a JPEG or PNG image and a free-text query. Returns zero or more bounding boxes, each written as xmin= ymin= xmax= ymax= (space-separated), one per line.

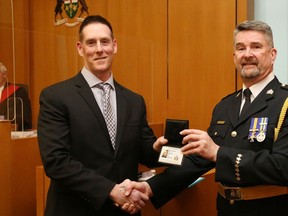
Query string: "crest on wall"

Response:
xmin=54 ymin=0 xmax=89 ymax=27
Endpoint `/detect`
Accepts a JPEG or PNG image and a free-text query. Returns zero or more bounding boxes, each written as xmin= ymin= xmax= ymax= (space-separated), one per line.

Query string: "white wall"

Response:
xmin=254 ymin=0 xmax=288 ymax=83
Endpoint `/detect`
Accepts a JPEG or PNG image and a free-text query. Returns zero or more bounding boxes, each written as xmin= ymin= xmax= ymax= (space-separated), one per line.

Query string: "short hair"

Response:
xmin=234 ymin=20 xmax=274 ymax=48
xmin=79 ymin=15 xmax=114 ymax=41
xmin=0 ymin=62 xmax=7 ymax=74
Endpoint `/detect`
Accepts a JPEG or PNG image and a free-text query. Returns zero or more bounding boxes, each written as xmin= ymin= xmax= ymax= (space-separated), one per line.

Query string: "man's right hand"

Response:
xmin=109 ymin=179 xmax=150 ymax=214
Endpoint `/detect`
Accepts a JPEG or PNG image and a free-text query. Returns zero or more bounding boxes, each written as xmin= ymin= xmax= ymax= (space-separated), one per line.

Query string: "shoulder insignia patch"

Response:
xmin=221 ymin=90 xmax=241 ymax=101
xmin=281 ymin=84 xmax=288 ymax=90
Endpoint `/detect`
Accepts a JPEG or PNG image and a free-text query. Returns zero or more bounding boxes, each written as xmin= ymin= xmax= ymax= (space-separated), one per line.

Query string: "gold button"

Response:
xmin=231 ymin=131 xmax=237 ymax=137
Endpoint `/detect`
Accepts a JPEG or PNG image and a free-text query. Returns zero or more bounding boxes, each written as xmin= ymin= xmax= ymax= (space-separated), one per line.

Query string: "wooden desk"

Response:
xmin=0 ymin=121 xmax=42 ymax=216
xmin=161 ymin=169 xmax=217 ymax=216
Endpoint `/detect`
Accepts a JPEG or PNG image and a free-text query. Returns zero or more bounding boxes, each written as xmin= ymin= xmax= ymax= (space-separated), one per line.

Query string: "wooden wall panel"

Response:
xmin=29 ymin=0 xmax=83 ymax=129
xmin=236 ymin=0 xmax=254 ymax=90
xmin=106 ymin=0 xmax=168 ymax=123
xmin=0 ymin=0 xmax=30 ymax=85
xmin=0 ymin=121 xmax=42 ymax=216
xmin=167 ymin=0 xmax=236 ymax=130
xmin=10 ymin=137 xmax=42 ymax=216
xmin=0 ymin=121 xmax=12 ymax=216
xmin=29 ymin=0 xmax=167 ymax=127
xmin=0 ymin=1 xmax=13 ymax=73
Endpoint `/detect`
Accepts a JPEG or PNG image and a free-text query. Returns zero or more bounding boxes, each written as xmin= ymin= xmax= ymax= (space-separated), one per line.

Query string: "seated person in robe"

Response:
xmin=0 ymin=62 xmax=32 ymax=130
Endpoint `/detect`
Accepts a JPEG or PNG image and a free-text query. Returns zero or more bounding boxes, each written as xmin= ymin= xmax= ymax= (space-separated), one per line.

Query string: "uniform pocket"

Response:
xmin=209 ymin=124 xmax=229 ymax=138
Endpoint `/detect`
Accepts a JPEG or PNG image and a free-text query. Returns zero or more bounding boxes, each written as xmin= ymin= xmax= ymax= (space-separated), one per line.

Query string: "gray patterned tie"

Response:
xmin=99 ymin=83 xmax=116 ymax=149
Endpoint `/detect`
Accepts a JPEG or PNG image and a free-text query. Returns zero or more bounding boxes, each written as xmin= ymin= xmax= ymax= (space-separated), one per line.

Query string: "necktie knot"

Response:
xmin=243 ymin=88 xmax=252 ymax=101
xmin=97 ymin=83 xmax=112 ymax=105
xmin=97 ymin=83 xmax=112 ymax=95
xmin=102 ymin=83 xmax=112 ymax=94
xmin=240 ymin=88 xmax=252 ymax=116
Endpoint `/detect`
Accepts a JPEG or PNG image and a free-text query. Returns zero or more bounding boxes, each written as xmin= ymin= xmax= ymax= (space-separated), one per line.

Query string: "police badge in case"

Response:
xmin=159 ymin=119 xmax=189 ymax=165
xmin=248 ymin=117 xmax=268 ymax=142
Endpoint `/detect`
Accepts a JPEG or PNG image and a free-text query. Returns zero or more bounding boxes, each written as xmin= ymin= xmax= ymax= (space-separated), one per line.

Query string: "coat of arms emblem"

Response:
xmin=54 ymin=0 xmax=89 ymax=27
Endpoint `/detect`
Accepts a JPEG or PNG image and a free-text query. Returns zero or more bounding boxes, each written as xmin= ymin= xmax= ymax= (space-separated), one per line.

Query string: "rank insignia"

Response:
xmin=266 ymin=89 xmax=274 ymax=95
xmin=248 ymin=117 xmax=268 ymax=142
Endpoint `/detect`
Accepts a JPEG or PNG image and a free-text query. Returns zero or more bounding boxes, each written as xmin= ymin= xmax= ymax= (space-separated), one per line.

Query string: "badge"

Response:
xmin=248 ymin=117 xmax=268 ymax=142
xmin=256 ymin=131 xmax=266 ymax=142
xmin=266 ymin=89 xmax=274 ymax=95
xmin=158 ymin=146 xmax=183 ymax=165
xmin=158 ymin=119 xmax=188 ymax=166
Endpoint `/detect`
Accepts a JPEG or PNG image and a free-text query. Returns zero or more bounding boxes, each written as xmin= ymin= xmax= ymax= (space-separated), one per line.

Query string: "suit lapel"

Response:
xmin=228 ymin=91 xmax=242 ymax=127
xmin=73 ymin=73 xmax=111 ymax=144
xmin=113 ymin=82 xmax=127 ymax=153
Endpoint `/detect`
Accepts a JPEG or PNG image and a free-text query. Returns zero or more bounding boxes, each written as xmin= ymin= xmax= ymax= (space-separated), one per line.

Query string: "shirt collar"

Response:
xmin=242 ymin=72 xmax=274 ymax=99
xmin=81 ymin=67 xmax=115 ymax=90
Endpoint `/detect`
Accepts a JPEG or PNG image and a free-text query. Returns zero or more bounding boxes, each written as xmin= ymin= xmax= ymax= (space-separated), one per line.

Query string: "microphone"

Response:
xmin=7 ymin=0 xmax=22 ymax=131
xmin=7 ymin=97 xmax=24 ymax=131
xmin=3 ymin=76 xmax=24 ymax=131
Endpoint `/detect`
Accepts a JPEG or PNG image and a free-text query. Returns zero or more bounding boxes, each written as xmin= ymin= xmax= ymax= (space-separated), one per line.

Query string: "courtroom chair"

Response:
xmin=15 ymin=83 xmax=30 ymax=96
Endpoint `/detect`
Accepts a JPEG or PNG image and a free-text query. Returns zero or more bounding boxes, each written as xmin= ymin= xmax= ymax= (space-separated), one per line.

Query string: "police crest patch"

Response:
xmin=54 ymin=0 xmax=89 ymax=27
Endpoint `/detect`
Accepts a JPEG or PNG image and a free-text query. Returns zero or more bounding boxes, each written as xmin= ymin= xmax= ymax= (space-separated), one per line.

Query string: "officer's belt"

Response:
xmin=218 ymin=183 xmax=288 ymax=201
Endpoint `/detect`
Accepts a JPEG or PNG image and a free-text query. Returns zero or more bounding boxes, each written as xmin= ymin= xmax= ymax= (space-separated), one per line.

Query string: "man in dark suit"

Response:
xmin=37 ymin=15 xmax=166 ymax=216
xmin=125 ymin=20 xmax=288 ymax=216
xmin=0 ymin=62 xmax=32 ymax=131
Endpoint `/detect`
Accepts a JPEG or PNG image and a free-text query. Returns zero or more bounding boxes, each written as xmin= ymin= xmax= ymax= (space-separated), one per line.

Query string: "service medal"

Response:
xmin=248 ymin=117 xmax=268 ymax=142
xmin=256 ymin=131 xmax=266 ymax=142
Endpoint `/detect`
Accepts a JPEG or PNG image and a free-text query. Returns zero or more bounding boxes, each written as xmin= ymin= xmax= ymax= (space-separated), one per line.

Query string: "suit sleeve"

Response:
xmin=147 ymin=156 xmax=215 ymax=208
xmin=138 ymin=95 xmax=160 ymax=167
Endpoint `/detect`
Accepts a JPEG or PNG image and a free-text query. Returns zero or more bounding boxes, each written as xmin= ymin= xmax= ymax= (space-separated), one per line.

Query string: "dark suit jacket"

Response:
xmin=0 ymin=82 xmax=32 ymax=130
xmin=37 ymin=73 xmax=160 ymax=216
xmin=148 ymin=77 xmax=288 ymax=215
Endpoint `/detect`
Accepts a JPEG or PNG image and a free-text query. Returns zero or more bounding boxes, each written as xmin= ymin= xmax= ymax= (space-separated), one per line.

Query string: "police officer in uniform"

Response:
xmin=123 ymin=20 xmax=288 ymax=216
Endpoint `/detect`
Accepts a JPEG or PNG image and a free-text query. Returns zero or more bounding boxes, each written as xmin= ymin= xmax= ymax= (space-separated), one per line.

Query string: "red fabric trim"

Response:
xmin=0 ymin=85 xmax=20 ymax=103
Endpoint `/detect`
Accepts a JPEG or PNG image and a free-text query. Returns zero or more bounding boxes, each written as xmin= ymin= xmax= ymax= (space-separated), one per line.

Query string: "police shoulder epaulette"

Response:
xmin=280 ymin=84 xmax=288 ymax=90
xmin=220 ymin=90 xmax=241 ymax=101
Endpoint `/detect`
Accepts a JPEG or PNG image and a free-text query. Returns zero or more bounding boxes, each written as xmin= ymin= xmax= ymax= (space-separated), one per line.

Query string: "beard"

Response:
xmin=239 ymin=58 xmax=260 ymax=78
xmin=240 ymin=67 xmax=260 ymax=78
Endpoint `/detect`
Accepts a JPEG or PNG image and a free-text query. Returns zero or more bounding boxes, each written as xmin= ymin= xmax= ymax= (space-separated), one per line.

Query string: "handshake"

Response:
xmin=109 ymin=179 xmax=153 ymax=215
